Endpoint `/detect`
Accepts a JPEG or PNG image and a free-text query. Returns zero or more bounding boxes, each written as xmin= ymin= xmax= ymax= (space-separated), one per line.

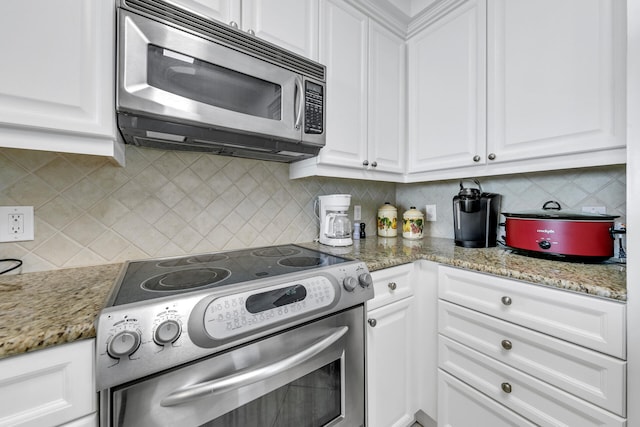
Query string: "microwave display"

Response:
xmin=305 ymin=81 xmax=324 ymax=134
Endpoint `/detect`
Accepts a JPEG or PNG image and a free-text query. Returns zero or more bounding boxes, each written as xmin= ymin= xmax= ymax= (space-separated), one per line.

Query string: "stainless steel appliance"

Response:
xmin=116 ymin=0 xmax=326 ymax=162
xmin=96 ymin=244 xmax=372 ymax=427
xmin=453 ymin=179 xmax=501 ymax=248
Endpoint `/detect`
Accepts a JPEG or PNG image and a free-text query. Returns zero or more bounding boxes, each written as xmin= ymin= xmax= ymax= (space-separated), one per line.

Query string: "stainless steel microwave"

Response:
xmin=116 ymin=0 xmax=326 ymax=163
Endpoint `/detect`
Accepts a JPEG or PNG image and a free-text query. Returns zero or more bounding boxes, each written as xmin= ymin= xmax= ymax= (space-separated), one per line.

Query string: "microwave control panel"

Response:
xmin=304 ymin=81 xmax=324 ymax=134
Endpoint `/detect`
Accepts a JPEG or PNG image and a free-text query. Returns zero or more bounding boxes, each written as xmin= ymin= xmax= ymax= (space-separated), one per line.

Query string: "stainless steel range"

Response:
xmin=96 ymin=244 xmax=372 ymax=427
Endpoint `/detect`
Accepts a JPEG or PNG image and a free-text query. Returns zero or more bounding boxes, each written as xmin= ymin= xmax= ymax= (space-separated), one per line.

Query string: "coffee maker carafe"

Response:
xmin=318 ymin=194 xmax=353 ymax=247
xmin=453 ymin=179 xmax=501 ymax=248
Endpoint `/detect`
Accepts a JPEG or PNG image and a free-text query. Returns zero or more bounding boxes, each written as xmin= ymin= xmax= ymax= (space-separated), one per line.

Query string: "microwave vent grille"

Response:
xmin=122 ymin=0 xmax=326 ymax=82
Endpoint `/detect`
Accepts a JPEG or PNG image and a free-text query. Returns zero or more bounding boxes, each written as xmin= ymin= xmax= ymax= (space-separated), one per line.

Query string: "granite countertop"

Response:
xmin=0 ymin=237 xmax=626 ymax=360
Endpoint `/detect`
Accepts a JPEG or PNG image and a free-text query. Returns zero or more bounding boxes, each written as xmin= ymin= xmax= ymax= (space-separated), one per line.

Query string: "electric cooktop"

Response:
xmin=111 ymin=244 xmax=350 ymax=306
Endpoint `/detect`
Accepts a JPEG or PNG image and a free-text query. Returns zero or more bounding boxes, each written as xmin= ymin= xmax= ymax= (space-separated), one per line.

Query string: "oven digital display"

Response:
xmin=246 ymin=284 xmax=307 ymax=314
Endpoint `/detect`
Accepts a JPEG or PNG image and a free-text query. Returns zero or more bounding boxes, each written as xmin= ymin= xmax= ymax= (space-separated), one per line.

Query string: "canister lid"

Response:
xmin=378 ymin=202 xmax=397 ymax=213
xmin=403 ymin=206 xmax=424 ymax=219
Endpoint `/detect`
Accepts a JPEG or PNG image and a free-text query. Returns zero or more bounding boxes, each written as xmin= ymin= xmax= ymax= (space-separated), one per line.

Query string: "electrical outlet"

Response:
xmin=425 ymin=204 xmax=437 ymax=221
xmin=9 ymin=213 xmax=24 ymax=234
xmin=0 ymin=206 xmax=34 ymax=242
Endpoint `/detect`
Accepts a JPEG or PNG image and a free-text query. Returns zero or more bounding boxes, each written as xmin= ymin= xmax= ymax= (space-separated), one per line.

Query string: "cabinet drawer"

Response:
xmin=368 ymin=264 xmax=414 ymax=311
xmin=0 ymin=340 xmax=95 ymax=427
xmin=439 ymin=301 xmax=626 ymax=416
xmin=438 ymin=369 xmax=536 ymax=427
xmin=438 ymin=266 xmax=626 ymax=358
xmin=439 ymin=336 xmax=626 ymax=427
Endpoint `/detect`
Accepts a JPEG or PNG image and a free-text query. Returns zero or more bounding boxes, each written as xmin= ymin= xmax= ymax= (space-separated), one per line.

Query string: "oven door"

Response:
xmin=104 ymin=306 xmax=365 ymax=427
xmin=117 ymin=10 xmax=301 ymax=142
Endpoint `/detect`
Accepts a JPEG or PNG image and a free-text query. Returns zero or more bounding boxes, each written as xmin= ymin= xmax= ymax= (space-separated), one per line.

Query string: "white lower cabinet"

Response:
xmin=438 ymin=370 xmax=535 ymax=427
xmin=0 ymin=340 xmax=96 ymax=427
xmin=366 ymin=264 xmax=417 ymax=427
xmin=437 ymin=266 xmax=627 ymax=426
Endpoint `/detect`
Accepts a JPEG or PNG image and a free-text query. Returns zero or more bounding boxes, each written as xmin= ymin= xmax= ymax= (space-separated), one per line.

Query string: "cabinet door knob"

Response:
xmin=488 ymin=153 xmax=497 ymax=160
xmin=247 ymin=29 xmax=255 ymax=36
xmin=501 ymin=339 xmax=513 ymax=350
xmin=501 ymin=296 xmax=512 ymax=306
xmin=362 ymin=160 xmax=369 ymax=166
xmin=473 ymin=155 xmax=481 ymax=162
xmin=501 ymin=382 xmax=512 ymax=393
xmin=388 ymin=282 xmax=397 ymax=291
xmin=371 ymin=161 xmax=378 ymax=167
xmin=368 ymin=318 xmax=377 ymax=327
xmin=229 ymin=21 xmax=239 ymax=29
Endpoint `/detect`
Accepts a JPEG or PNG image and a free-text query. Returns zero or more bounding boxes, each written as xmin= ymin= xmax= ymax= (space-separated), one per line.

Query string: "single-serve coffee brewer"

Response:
xmin=453 ymin=179 xmax=501 ymax=248
xmin=317 ymin=194 xmax=353 ymax=246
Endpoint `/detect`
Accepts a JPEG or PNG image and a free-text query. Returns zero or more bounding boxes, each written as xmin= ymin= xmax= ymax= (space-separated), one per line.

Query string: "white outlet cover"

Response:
xmin=0 ymin=206 xmax=34 ymax=242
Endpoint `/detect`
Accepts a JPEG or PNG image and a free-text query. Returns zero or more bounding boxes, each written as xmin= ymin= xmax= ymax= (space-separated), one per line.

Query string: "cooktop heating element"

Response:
xmin=95 ymin=244 xmax=372 ymax=390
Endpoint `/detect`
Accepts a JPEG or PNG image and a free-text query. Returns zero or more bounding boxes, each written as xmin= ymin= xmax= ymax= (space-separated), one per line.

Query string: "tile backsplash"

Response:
xmin=0 ymin=147 xmax=394 ymax=273
xmin=396 ymin=165 xmax=626 ymax=240
xmin=0 ymin=146 xmax=626 ymax=273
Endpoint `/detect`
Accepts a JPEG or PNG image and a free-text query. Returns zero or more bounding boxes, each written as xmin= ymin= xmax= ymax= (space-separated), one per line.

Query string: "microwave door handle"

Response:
xmin=294 ymin=77 xmax=304 ymax=130
xmin=160 ymin=326 xmax=349 ymax=407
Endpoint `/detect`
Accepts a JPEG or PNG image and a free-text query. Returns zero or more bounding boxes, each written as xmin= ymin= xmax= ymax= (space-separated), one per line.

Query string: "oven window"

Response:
xmin=202 ymin=360 xmax=341 ymax=427
xmin=147 ymin=45 xmax=282 ymax=120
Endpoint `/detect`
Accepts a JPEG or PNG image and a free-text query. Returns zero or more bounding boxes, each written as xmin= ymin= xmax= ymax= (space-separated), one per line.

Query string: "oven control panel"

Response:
xmin=203 ymin=276 xmax=336 ymax=340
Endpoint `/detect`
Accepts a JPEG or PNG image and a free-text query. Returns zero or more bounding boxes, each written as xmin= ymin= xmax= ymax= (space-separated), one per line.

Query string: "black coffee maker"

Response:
xmin=453 ymin=179 xmax=501 ymax=248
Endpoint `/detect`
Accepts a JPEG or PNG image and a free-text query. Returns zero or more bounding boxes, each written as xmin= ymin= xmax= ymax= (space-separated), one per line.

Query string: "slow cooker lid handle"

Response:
xmin=542 ymin=200 xmax=562 ymax=211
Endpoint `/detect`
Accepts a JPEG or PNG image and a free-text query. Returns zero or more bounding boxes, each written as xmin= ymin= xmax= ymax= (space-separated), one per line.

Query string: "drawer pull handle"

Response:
xmin=388 ymin=282 xmax=397 ymax=291
xmin=501 ymin=296 xmax=512 ymax=306
xmin=501 ymin=382 xmax=512 ymax=393
xmin=501 ymin=340 xmax=513 ymax=350
xmin=368 ymin=319 xmax=377 ymax=327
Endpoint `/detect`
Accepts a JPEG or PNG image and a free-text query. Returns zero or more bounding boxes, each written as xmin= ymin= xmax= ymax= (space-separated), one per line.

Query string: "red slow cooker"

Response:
xmin=503 ymin=201 xmax=619 ymax=260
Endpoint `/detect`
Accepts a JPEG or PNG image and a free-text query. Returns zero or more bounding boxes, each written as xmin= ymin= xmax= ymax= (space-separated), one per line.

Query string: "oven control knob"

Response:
xmin=538 ymin=240 xmax=552 ymax=250
xmin=107 ymin=330 xmax=141 ymax=359
xmin=358 ymin=273 xmax=372 ymax=288
xmin=342 ymin=276 xmax=357 ymax=292
xmin=154 ymin=320 xmax=182 ymax=345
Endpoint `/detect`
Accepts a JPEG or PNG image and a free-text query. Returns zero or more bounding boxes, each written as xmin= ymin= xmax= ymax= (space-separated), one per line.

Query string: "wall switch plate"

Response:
xmin=0 ymin=206 xmax=34 ymax=242
xmin=425 ymin=204 xmax=437 ymax=221
xmin=582 ymin=206 xmax=606 ymax=215
xmin=354 ymin=205 xmax=361 ymax=221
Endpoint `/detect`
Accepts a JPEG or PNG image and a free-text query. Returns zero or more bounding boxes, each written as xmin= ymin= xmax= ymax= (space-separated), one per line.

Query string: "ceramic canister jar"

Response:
xmin=402 ymin=206 xmax=424 ymax=239
xmin=377 ymin=202 xmax=398 ymax=237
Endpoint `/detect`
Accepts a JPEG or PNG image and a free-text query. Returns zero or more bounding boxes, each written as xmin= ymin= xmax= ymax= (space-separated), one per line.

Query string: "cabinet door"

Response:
xmin=366 ymin=297 xmax=416 ymax=427
xmin=169 ymin=0 xmax=242 ymax=26
xmin=0 ymin=0 xmax=122 ymax=163
xmin=0 ymin=340 xmax=95 ymax=427
xmin=316 ymin=0 xmax=369 ymax=169
xmin=407 ymin=0 xmax=486 ymax=173
xmin=487 ymin=0 xmax=626 ymax=163
xmin=242 ymin=0 xmax=319 ymax=60
xmin=438 ymin=370 xmax=536 ymax=427
xmin=368 ymin=22 xmax=406 ymax=173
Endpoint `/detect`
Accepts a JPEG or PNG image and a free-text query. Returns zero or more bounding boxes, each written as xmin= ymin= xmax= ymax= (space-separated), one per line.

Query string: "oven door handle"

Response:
xmin=160 ymin=326 xmax=349 ymax=407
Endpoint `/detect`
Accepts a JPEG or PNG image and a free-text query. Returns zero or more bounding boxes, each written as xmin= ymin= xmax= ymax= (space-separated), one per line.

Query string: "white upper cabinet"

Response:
xmin=368 ymin=21 xmax=406 ymax=174
xmin=243 ymin=0 xmax=320 ymax=60
xmin=406 ymin=0 xmax=486 ymax=173
xmin=289 ymin=0 xmax=405 ymax=180
xmin=407 ymin=0 xmax=626 ymax=180
xmin=171 ymin=0 xmax=319 ymax=60
xmin=167 ymin=0 xmax=242 ymax=25
xmin=0 ymin=0 xmax=123 ymax=164
xmin=486 ymin=0 xmax=626 ymax=164
xmin=315 ymin=0 xmax=369 ymax=169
